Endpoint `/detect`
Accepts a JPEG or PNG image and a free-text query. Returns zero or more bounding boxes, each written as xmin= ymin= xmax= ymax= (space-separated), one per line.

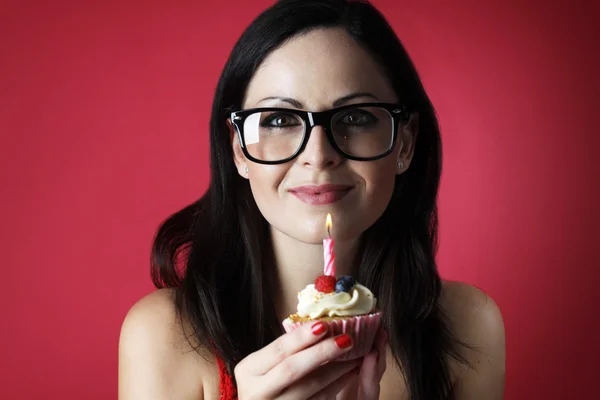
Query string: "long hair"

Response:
xmin=151 ymin=0 xmax=470 ymax=398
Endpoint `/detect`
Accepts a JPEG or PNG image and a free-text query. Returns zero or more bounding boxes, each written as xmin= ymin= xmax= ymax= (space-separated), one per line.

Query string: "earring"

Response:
xmin=397 ymin=160 xmax=404 ymax=170
xmin=244 ymin=166 xmax=248 ymax=175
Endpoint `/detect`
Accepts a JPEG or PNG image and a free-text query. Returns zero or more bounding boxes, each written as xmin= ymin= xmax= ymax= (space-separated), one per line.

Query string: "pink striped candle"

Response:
xmin=323 ymin=214 xmax=336 ymax=277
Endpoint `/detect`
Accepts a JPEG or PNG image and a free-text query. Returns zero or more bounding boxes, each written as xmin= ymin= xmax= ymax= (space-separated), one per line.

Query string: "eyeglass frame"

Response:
xmin=229 ymin=102 xmax=411 ymax=165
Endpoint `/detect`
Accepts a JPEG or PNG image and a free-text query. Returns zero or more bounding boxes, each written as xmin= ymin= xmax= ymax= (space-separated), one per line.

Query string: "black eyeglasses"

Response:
xmin=230 ymin=102 xmax=410 ymax=165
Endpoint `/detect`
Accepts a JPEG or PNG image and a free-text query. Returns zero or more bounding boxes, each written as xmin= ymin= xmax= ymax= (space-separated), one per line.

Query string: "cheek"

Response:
xmin=248 ymin=166 xmax=285 ymax=206
xmin=355 ymin=160 xmax=397 ymax=222
xmin=247 ymin=165 xmax=291 ymax=229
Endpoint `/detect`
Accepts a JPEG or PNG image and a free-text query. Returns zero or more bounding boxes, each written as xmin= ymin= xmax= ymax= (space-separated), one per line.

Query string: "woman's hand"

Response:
xmin=234 ymin=321 xmax=362 ymax=399
xmin=337 ymin=327 xmax=388 ymax=400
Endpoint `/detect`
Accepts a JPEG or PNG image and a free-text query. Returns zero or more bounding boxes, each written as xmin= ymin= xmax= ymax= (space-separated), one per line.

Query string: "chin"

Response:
xmin=276 ymin=217 xmax=366 ymax=245
xmin=292 ymin=218 xmax=329 ymax=244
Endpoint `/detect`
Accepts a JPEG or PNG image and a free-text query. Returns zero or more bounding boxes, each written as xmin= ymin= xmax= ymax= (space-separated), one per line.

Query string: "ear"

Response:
xmin=228 ymin=119 xmax=249 ymax=179
xmin=396 ymin=112 xmax=418 ymax=174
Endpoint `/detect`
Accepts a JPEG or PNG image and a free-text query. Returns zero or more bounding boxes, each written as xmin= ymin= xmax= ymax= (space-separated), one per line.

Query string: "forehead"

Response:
xmin=243 ymin=28 xmax=397 ymax=109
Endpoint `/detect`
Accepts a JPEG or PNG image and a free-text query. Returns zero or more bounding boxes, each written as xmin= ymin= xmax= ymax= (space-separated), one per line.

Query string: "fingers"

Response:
xmin=307 ymin=365 xmax=360 ymax=400
xmin=264 ymin=333 xmax=356 ymax=397
xmin=239 ymin=321 xmax=329 ymax=375
xmin=358 ymin=349 xmax=380 ymax=396
xmin=358 ymin=328 xmax=388 ymax=398
xmin=279 ymin=359 xmax=362 ymax=400
xmin=375 ymin=328 xmax=388 ymax=375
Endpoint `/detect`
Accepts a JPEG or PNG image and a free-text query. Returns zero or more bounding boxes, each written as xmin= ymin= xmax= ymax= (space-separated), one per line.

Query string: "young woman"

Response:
xmin=118 ymin=1 xmax=505 ymax=399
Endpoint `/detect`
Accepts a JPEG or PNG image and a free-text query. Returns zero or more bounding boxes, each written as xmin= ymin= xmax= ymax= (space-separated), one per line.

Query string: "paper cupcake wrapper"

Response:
xmin=282 ymin=312 xmax=382 ymax=361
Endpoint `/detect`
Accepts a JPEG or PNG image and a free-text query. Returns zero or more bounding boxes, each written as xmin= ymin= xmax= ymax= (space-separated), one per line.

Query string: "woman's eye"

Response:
xmin=339 ymin=111 xmax=375 ymax=125
xmin=263 ymin=113 xmax=299 ymax=127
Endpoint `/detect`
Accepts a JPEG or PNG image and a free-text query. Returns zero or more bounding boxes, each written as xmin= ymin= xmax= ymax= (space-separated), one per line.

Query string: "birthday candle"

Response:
xmin=323 ymin=213 xmax=336 ymax=277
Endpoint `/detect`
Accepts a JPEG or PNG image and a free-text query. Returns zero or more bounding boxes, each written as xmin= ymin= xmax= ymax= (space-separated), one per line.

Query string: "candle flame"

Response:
xmin=326 ymin=213 xmax=332 ymax=236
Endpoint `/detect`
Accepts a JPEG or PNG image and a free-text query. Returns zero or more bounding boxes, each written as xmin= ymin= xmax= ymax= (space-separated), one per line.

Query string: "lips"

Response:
xmin=289 ymin=184 xmax=353 ymax=205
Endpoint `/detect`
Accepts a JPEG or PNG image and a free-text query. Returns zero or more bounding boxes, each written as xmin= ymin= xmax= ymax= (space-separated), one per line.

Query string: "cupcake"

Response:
xmin=282 ymin=274 xmax=382 ymax=361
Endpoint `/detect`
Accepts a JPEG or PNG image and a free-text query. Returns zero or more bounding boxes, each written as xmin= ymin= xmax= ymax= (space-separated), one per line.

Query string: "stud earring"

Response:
xmin=244 ymin=166 xmax=248 ymax=175
xmin=397 ymin=160 xmax=404 ymax=170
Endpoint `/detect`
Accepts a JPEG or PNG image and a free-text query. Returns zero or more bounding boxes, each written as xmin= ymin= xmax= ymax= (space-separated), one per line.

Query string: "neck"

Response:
xmin=269 ymin=227 xmax=360 ymax=322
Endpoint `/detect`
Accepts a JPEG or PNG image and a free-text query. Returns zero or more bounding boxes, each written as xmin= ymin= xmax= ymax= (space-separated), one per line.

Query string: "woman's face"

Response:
xmin=231 ymin=28 xmax=416 ymax=244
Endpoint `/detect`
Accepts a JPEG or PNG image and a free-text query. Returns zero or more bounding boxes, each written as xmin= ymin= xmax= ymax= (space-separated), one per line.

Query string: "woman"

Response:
xmin=118 ymin=0 xmax=505 ymax=398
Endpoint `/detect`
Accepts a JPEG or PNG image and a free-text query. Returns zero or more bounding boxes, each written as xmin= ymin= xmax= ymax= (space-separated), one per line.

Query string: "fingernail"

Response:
xmin=311 ymin=322 xmax=326 ymax=335
xmin=334 ymin=334 xmax=353 ymax=349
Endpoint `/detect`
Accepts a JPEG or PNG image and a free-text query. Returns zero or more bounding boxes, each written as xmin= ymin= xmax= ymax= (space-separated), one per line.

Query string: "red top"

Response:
xmin=216 ymin=354 xmax=238 ymax=400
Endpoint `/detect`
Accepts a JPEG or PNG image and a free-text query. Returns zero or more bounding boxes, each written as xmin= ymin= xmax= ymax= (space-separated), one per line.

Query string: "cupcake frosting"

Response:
xmin=296 ymin=283 xmax=377 ymax=319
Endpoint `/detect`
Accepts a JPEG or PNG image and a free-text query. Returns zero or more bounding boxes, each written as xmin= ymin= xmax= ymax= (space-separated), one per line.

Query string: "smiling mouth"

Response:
xmin=289 ymin=184 xmax=353 ymax=205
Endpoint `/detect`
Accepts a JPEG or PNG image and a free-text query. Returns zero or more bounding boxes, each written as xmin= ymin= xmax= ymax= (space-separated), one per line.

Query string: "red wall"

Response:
xmin=1 ymin=1 xmax=598 ymax=398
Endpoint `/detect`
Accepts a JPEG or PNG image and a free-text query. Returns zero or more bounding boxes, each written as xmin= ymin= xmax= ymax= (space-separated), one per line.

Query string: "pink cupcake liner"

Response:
xmin=282 ymin=312 xmax=382 ymax=361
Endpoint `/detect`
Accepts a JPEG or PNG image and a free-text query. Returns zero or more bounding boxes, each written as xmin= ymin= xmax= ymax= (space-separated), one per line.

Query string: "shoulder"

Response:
xmin=439 ymin=281 xmax=505 ymax=352
xmin=119 ymin=288 xmax=183 ymax=352
xmin=440 ymin=281 xmax=504 ymax=332
xmin=119 ymin=288 xmax=215 ymax=399
xmin=440 ymin=281 xmax=506 ymax=398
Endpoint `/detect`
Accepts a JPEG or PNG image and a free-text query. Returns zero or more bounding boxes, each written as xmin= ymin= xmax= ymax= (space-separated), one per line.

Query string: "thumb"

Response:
xmin=358 ymin=350 xmax=381 ymax=399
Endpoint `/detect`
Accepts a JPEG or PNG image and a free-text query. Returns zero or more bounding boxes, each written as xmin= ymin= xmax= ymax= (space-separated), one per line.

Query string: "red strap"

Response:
xmin=216 ymin=353 xmax=238 ymax=400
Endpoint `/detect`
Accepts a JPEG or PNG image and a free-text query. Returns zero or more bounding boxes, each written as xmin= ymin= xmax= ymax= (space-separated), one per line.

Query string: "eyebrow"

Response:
xmin=257 ymin=92 xmax=380 ymax=109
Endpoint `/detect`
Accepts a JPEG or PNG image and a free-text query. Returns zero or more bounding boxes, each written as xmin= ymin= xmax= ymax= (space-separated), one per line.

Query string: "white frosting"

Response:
xmin=296 ymin=283 xmax=377 ymax=319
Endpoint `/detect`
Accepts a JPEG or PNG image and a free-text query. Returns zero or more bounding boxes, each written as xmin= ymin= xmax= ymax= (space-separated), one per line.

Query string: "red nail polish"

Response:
xmin=311 ymin=322 xmax=326 ymax=335
xmin=335 ymin=334 xmax=353 ymax=349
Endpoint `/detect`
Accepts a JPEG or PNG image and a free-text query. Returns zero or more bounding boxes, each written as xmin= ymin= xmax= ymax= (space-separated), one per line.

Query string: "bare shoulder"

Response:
xmin=440 ymin=281 xmax=506 ymax=399
xmin=118 ymin=288 xmax=218 ymax=400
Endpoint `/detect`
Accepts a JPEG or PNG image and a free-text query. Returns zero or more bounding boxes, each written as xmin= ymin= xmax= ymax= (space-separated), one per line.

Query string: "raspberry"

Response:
xmin=314 ymin=275 xmax=337 ymax=293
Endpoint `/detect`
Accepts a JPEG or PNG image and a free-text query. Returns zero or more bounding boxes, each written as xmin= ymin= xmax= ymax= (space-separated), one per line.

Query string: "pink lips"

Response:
xmin=289 ymin=184 xmax=353 ymax=205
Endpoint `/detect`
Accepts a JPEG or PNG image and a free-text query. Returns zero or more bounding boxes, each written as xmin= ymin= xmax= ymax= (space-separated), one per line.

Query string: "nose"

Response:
xmin=296 ymin=125 xmax=342 ymax=169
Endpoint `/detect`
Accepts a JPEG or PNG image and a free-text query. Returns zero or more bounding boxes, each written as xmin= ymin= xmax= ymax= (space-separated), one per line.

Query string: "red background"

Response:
xmin=1 ymin=1 xmax=598 ymax=398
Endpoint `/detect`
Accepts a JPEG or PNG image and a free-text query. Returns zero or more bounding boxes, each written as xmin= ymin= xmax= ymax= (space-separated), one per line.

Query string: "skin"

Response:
xmin=118 ymin=28 xmax=506 ymax=399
